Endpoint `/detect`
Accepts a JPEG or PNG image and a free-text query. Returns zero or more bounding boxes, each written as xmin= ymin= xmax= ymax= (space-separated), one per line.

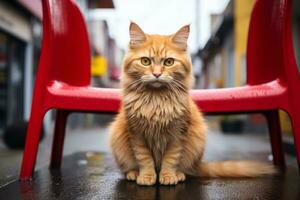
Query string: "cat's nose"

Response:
xmin=152 ymin=73 xmax=162 ymax=78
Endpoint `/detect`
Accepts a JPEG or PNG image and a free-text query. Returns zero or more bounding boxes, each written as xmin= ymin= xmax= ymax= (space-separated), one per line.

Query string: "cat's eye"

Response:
xmin=141 ymin=57 xmax=151 ymax=66
xmin=164 ymin=58 xmax=174 ymax=66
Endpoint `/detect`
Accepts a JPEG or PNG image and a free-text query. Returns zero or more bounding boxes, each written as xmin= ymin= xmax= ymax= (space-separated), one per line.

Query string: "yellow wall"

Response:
xmin=279 ymin=110 xmax=293 ymax=134
xmin=233 ymin=0 xmax=255 ymax=86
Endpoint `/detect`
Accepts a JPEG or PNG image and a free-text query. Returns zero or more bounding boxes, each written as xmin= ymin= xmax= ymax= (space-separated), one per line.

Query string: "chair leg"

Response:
xmin=289 ymin=112 xmax=300 ymax=171
xmin=264 ymin=110 xmax=286 ymax=170
xmin=50 ymin=110 xmax=69 ymax=169
xmin=20 ymin=110 xmax=46 ymax=180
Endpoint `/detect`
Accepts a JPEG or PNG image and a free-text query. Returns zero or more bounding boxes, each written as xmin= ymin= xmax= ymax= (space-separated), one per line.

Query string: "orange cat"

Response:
xmin=109 ymin=22 xmax=276 ymax=186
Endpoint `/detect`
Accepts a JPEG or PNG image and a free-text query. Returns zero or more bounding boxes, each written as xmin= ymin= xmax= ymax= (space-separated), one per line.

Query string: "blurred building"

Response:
xmin=107 ymin=37 xmax=124 ymax=85
xmin=0 ymin=0 xmax=123 ymax=133
xmin=197 ymin=0 xmax=246 ymax=89
xmin=89 ymin=20 xmax=111 ymax=87
xmin=88 ymin=20 xmax=123 ymax=88
xmin=0 ymin=0 xmax=42 ymax=130
xmin=197 ymin=0 xmax=300 ymax=136
xmin=78 ymin=0 xmax=123 ymax=89
xmin=69 ymin=0 xmax=123 ymax=129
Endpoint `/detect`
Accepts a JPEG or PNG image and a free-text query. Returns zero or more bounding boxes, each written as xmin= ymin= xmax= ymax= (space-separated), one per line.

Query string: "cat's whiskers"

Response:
xmin=126 ymin=78 xmax=143 ymax=89
xmin=170 ymin=79 xmax=188 ymax=92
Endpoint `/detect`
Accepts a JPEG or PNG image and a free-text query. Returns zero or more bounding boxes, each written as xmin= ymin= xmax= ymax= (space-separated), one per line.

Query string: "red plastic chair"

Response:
xmin=191 ymin=0 xmax=299 ymax=170
xmin=20 ymin=0 xmax=120 ymax=180
xmin=20 ymin=0 xmax=299 ymax=180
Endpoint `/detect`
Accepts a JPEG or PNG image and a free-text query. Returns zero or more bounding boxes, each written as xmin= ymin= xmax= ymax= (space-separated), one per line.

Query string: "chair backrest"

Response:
xmin=246 ymin=0 xmax=298 ymax=85
xmin=39 ymin=0 xmax=91 ymax=86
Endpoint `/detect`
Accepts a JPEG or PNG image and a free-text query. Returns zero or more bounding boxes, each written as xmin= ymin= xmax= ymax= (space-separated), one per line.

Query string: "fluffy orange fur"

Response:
xmin=109 ymin=22 xmax=276 ymax=186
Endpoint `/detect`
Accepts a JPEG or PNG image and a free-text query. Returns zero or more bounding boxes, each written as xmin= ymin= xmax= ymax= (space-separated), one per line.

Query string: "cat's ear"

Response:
xmin=172 ymin=25 xmax=190 ymax=50
xmin=129 ymin=22 xmax=146 ymax=48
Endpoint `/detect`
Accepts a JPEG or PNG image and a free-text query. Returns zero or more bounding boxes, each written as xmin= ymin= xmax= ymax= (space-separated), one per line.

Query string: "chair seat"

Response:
xmin=45 ymin=79 xmax=287 ymax=114
xmin=46 ymin=81 xmax=121 ymax=112
xmin=191 ymin=79 xmax=288 ymax=113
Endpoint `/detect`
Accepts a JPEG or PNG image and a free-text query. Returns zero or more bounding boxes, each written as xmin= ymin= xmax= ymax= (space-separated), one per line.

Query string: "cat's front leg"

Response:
xmin=159 ymin=142 xmax=185 ymax=185
xmin=131 ymin=137 xmax=157 ymax=186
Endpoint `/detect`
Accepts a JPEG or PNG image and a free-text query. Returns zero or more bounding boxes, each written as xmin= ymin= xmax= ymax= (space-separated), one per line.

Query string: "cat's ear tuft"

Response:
xmin=172 ymin=25 xmax=190 ymax=50
xmin=129 ymin=22 xmax=146 ymax=48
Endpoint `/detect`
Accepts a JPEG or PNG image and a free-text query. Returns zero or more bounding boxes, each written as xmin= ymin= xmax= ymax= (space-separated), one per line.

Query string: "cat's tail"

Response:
xmin=194 ymin=160 xmax=277 ymax=177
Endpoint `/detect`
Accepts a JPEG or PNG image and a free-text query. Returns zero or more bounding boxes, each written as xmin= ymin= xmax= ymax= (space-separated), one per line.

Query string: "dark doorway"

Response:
xmin=0 ymin=30 xmax=25 ymax=128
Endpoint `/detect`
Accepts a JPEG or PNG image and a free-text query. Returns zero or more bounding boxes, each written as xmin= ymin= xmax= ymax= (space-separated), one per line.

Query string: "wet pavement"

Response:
xmin=0 ymin=152 xmax=299 ymax=200
xmin=0 ymin=126 xmax=110 ymax=187
xmin=0 ymin=123 xmax=299 ymax=199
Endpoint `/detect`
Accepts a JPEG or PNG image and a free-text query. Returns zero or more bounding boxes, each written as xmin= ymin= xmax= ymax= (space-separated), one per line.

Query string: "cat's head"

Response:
xmin=122 ymin=22 xmax=194 ymax=91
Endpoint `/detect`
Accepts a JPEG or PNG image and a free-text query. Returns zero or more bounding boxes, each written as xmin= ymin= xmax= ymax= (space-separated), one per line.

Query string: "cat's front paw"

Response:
xmin=176 ymin=171 xmax=186 ymax=182
xmin=136 ymin=171 xmax=157 ymax=186
xmin=159 ymin=171 xmax=185 ymax=185
xmin=126 ymin=170 xmax=139 ymax=181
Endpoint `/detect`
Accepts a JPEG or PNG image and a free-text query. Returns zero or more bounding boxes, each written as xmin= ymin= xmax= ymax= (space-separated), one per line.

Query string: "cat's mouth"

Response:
xmin=150 ymin=82 xmax=163 ymax=88
xmin=147 ymin=79 xmax=167 ymax=88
